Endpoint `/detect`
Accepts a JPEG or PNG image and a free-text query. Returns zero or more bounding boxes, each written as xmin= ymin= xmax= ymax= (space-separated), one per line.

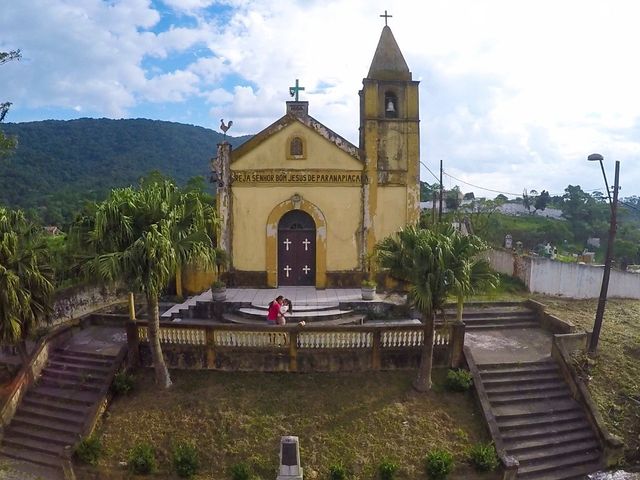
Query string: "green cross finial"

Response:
xmin=380 ymin=10 xmax=392 ymax=26
xmin=289 ymin=79 xmax=305 ymax=101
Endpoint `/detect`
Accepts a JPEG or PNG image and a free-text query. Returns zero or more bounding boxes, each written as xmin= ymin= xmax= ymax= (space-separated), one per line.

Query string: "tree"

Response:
xmin=0 ymin=206 xmax=54 ymax=362
xmin=445 ymin=186 xmax=462 ymax=211
xmin=377 ymin=226 xmax=454 ymax=391
xmin=75 ymin=180 xmax=218 ymax=388
xmin=534 ymin=190 xmax=550 ymax=212
xmin=445 ymin=226 xmax=498 ymax=321
xmin=1 ymin=50 xmax=21 ymax=158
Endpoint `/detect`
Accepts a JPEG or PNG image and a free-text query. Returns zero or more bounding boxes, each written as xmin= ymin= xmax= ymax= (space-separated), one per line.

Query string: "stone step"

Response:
xmin=12 ymin=414 xmax=81 ymax=437
xmin=2 ymin=434 xmax=65 ymax=456
xmin=29 ymin=386 xmax=99 ymax=406
xmin=49 ymin=353 xmax=113 ymax=368
xmin=493 ymin=401 xmax=582 ymax=421
xmin=517 ymin=449 xmax=602 ymax=477
xmin=38 ymin=376 xmax=103 ymax=393
xmin=481 ymin=372 xmax=562 ymax=385
xmin=52 ymin=348 xmax=117 ymax=361
xmin=484 ymin=379 xmax=567 ymax=394
xmin=465 ymin=321 xmax=540 ymax=330
xmin=457 ymin=309 xmax=536 ymax=319
xmin=0 ymin=445 xmax=62 ymax=470
xmin=237 ymin=307 xmax=353 ymax=320
xmin=506 ymin=429 xmax=597 ymax=452
xmin=17 ymin=403 xmax=85 ymax=426
xmin=42 ymin=367 xmax=107 ymax=383
xmin=514 ymin=439 xmax=600 ymax=463
xmin=488 ymin=387 xmax=572 ymax=404
xmin=517 ymin=459 xmax=603 ymax=480
xmin=4 ymin=424 xmax=77 ymax=448
xmin=21 ymin=396 xmax=89 ymax=416
xmin=250 ymin=303 xmax=339 ymax=311
xmin=462 ymin=313 xmax=538 ymax=322
xmin=479 ymin=361 xmax=557 ymax=374
xmin=501 ymin=419 xmax=592 ymax=441
xmin=223 ymin=313 xmax=364 ymax=326
xmin=46 ymin=359 xmax=112 ymax=375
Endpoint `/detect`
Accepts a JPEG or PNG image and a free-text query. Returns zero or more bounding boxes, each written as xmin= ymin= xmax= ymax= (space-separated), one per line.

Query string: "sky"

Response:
xmin=1 ymin=0 xmax=640 ymax=199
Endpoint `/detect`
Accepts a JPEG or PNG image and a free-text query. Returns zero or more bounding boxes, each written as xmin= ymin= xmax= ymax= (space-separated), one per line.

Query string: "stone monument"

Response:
xmin=276 ymin=436 xmax=303 ymax=480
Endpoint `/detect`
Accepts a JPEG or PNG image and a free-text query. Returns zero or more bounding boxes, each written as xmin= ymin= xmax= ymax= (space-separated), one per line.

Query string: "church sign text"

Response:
xmin=231 ymin=170 xmax=367 ymax=186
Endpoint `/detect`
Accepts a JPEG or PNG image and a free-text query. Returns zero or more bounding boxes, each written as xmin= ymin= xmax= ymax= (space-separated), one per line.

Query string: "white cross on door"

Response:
xmin=302 ymin=265 xmax=311 ymax=275
xmin=284 ymin=265 xmax=292 ymax=277
xmin=302 ymin=238 xmax=311 ymax=251
xmin=283 ymin=238 xmax=292 ymax=251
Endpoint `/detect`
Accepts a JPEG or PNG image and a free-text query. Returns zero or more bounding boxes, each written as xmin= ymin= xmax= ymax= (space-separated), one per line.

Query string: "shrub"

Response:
xmin=328 ymin=463 xmax=348 ymax=480
xmin=425 ymin=450 xmax=453 ymax=480
xmin=211 ymin=279 xmax=226 ymax=289
xmin=361 ymin=279 xmax=377 ymax=288
xmin=112 ymin=371 xmax=134 ymax=395
xmin=468 ymin=442 xmax=499 ymax=472
xmin=445 ymin=369 xmax=473 ymax=392
xmin=128 ymin=442 xmax=156 ymax=475
xmin=173 ymin=441 xmax=199 ymax=478
xmin=230 ymin=462 xmax=252 ymax=480
xmin=74 ymin=436 xmax=101 ymax=465
xmin=378 ymin=459 xmax=399 ymax=480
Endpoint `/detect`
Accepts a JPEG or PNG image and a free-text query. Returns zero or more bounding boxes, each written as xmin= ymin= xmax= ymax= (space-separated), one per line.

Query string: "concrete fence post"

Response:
xmin=371 ymin=330 xmax=382 ymax=370
xmin=289 ymin=331 xmax=298 ymax=372
xmin=450 ymin=321 xmax=465 ymax=368
xmin=126 ymin=321 xmax=140 ymax=369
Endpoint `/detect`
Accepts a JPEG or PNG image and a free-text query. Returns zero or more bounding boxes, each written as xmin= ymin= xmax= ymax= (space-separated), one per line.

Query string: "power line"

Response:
xmin=442 ymin=170 xmax=522 ymax=196
xmin=419 ymin=161 xmax=441 ymax=183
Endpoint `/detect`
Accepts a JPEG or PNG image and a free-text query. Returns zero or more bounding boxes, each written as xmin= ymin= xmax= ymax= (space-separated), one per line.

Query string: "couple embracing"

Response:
xmin=266 ymin=295 xmax=292 ymax=325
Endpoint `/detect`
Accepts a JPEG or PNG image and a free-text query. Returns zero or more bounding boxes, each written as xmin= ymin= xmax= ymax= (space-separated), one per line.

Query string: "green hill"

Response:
xmin=0 ymin=118 xmax=251 ymax=224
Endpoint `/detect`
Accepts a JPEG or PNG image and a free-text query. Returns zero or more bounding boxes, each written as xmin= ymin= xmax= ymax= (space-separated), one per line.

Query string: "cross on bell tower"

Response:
xmin=380 ymin=10 xmax=392 ymax=26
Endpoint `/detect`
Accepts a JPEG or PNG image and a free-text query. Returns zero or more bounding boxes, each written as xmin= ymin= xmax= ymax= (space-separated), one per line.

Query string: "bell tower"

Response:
xmin=360 ymin=24 xmax=421 ymax=258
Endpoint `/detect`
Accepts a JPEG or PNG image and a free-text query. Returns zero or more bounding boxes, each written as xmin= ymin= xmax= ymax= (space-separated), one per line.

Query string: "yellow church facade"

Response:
xmin=212 ymin=25 xmax=420 ymax=288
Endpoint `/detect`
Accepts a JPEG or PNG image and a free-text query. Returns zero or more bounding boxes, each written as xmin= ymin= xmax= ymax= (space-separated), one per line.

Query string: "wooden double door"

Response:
xmin=277 ymin=210 xmax=316 ymax=286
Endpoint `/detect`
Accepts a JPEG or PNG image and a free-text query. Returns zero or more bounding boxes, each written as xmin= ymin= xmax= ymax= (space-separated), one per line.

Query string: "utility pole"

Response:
xmin=589 ymin=160 xmax=620 ymax=355
xmin=438 ymin=160 xmax=443 ymax=222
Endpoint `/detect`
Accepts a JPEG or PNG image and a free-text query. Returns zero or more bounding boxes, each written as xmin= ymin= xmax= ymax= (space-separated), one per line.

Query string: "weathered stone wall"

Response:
xmin=51 ymin=284 xmax=126 ymax=325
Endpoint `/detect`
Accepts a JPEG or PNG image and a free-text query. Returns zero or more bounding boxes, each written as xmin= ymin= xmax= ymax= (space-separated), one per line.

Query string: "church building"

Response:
xmin=212 ymin=24 xmax=420 ymax=288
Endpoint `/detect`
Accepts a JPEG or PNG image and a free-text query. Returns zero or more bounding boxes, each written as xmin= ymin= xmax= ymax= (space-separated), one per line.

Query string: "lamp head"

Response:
xmin=588 ymin=153 xmax=604 ymax=162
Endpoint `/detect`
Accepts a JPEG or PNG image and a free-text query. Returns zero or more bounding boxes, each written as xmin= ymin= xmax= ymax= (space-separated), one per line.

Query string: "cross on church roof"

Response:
xmin=289 ymin=79 xmax=305 ymax=102
xmin=380 ymin=10 xmax=392 ymax=26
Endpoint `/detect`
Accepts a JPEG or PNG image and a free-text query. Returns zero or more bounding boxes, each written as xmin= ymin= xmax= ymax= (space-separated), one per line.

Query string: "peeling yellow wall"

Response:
xmin=374 ymin=187 xmax=408 ymax=242
xmin=232 ymin=122 xmax=362 ymax=171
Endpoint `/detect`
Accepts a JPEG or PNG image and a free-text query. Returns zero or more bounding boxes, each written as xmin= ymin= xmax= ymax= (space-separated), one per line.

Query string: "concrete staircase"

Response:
xmin=0 ymin=347 xmax=124 ymax=476
xmin=451 ymin=304 xmax=539 ymax=330
xmin=478 ymin=359 xmax=604 ymax=479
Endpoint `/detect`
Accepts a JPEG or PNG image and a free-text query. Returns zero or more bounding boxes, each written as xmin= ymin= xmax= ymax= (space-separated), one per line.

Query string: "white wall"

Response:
xmin=488 ymin=249 xmax=515 ymax=276
xmin=489 ymin=249 xmax=640 ymax=299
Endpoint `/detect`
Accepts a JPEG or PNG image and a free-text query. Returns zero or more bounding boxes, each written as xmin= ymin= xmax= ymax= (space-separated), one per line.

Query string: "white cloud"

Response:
xmin=1 ymin=0 xmax=640 ymax=195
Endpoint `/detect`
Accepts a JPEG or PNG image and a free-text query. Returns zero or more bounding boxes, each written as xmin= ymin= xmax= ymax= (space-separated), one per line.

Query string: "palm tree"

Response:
xmin=76 ymin=180 xmax=218 ymax=388
xmin=0 ymin=207 xmax=54 ymax=362
xmin=377 ymin=226 xmax=454 ymax=391
xmin=444 ymin=226 xmax=499 ymax=322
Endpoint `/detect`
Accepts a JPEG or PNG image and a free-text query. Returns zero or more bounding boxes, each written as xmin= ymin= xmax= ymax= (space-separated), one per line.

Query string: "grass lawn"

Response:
xmin=533 ymin=296 xmax=640 ymax=466
xmin=91 ymin=369 xmax=499 ymax=479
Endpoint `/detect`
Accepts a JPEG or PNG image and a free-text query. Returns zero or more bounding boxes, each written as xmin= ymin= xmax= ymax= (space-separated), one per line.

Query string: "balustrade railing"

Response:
xmin=130 ymin=321 xmax=465 ymax=371
xmin=135 ymin=324 xmax=446 ymax=349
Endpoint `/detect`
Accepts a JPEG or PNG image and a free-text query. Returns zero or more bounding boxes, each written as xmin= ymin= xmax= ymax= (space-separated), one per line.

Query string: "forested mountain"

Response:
xmin=0 ymin=118 xmax=250 ymax=224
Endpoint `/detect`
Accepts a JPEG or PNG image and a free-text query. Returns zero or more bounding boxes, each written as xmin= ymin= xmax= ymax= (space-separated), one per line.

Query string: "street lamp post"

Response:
xmin=587 ymin=153 xmax=620 ymax=355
